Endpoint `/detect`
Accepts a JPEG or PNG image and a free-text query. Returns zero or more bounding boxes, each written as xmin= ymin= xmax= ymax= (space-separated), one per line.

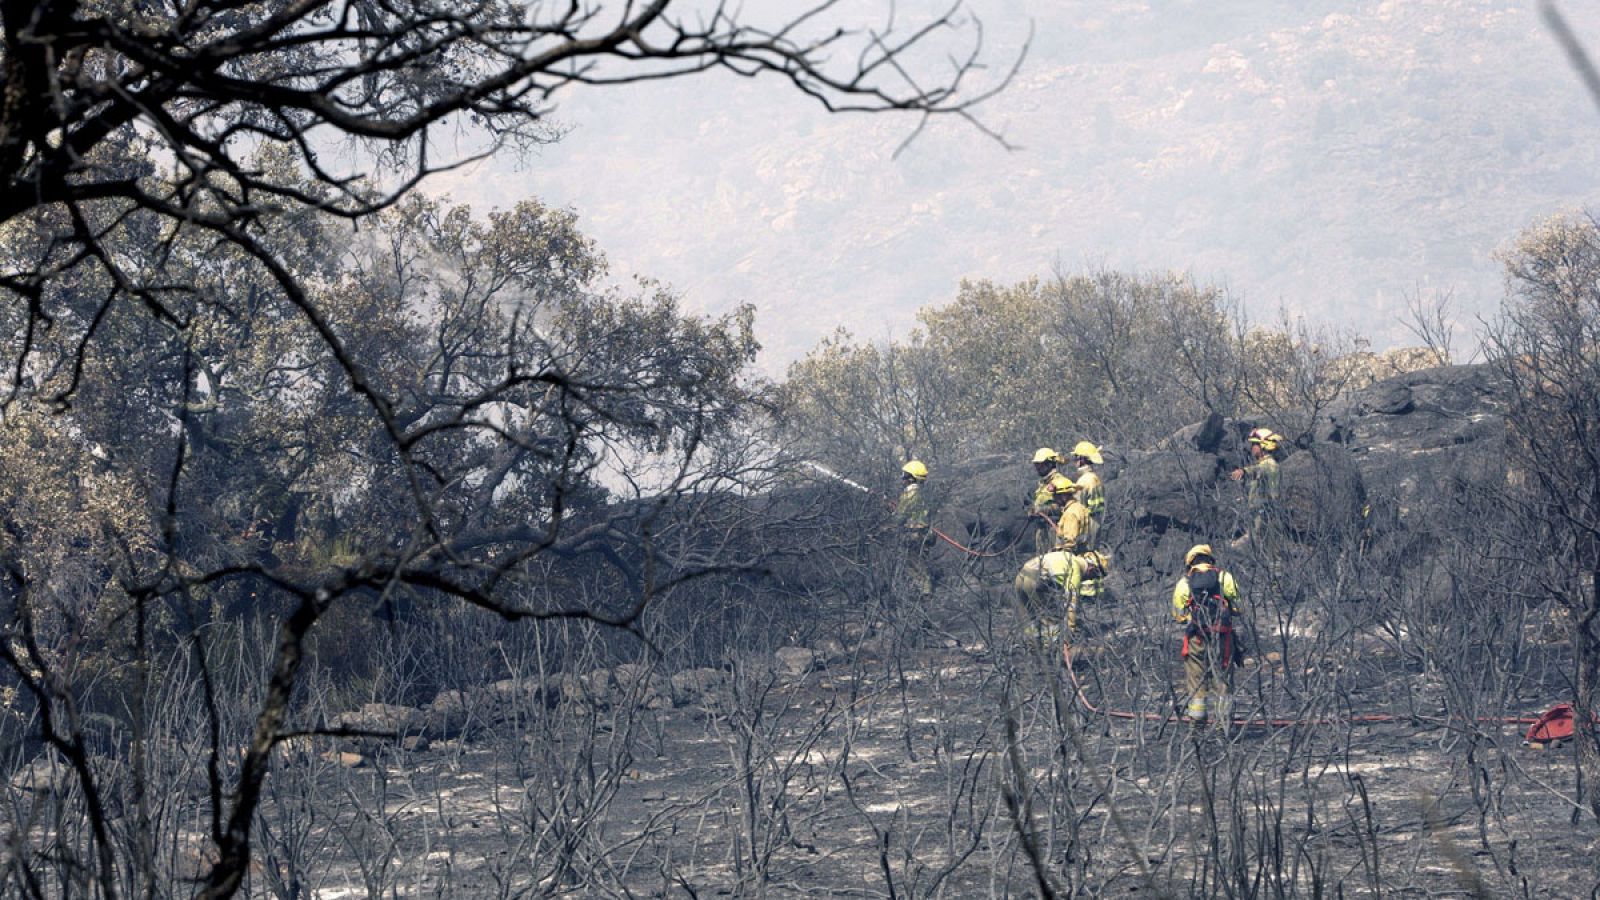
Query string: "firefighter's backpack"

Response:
xmin=1186 ymin=568 xmax=1231 ymax=635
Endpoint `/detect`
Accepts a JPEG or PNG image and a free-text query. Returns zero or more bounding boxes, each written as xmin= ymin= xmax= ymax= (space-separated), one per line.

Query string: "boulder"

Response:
xmin=558 ymin=668 xmax=619 ymax=709
xmin=1277 ymin=442 xmax=1367 ymax=537
xmin=1364 ymin=382 xmax=1414 ymax=415
xmin=934 ymin=458 xmax=1035 ymax=558
xmin=611 ymin=663 xmax=671 ymax=709
xmin=321 ymin=750 xmax=366 ymax=768
xmin=1325 ymin=365 xmax=1506 ymax=518
xmin=774 ymin=647 xmax=817 ymax=677
xmin=908 ymin=364 xmax=1507 ymax=592
xmin=1115 ymin=448 xmax=1227 ymax=533
xmin=331 ymin=702 xmax=417 ymax=737
xmin=480 ymin=676 xmax=557 ymax=721
xmin=423 ymin=690 xmax=472 ymax=740
xmin=669 ymin=668 xmax=731 ymax=707
xmin=9 ymin=752 xmax=68 ymax=793
xmin=1192 ymin=412 xmax=1228 ymax=453
xmin=813 ymin=637 xmax=848 ymax=663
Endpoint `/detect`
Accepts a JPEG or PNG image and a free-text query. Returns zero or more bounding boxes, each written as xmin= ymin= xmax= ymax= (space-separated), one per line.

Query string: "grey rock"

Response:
xmin=479 ymin=677 xmax=555 ymax=721
xmin=934 ymin=460 xmax=1036 ymax=560
xmin=774 ymin=647 xmax=817 ymax=677
xmin=1364 ymin=382 xmax=1414 ymax=415
xmin=1193 ymin=412 xmax=1227 ymax=453
xmin=1326 ymin=364 xmax=1506 ymax=518
xmin=669 ymin=668 xmax=731 ymax=707
xmin=813 ymin=637 xmax=847 ymax=662
xmin=10 ymin=752 xmax=68 ymax=793
xmin=1117 ymin=448 xmax=1227 ymax=533
xmin=1277 ymin=443 xmax=1367 ymax=537
xmin=423 ymin=690 xmax=472 ymax=739
xmin=332 ymin=702 xmax=417 ymax=737
xmin=611 ymin=663 xmax=670 ymax=709
xmin=558 ymin=669 xmax=617 ymax=709
xmin=914 ymin=364 xmax=1506 ymax=587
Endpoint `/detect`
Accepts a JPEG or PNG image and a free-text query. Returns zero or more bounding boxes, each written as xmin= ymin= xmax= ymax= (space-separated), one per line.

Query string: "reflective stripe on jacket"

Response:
xmin=1077 ymin=468 xmax=1104 ymax=518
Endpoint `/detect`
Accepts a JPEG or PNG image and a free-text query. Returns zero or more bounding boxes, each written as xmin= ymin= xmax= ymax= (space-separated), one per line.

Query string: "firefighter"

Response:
xmin=897 ymin=459 xmax=930 ymax=531
xmin=1230 ymin=428 xmax=1282 ymax=541
xmin=897 ymin=459 xmax=934 ymax=595
xmin=1029 ymin=448 xmax=1076 ymax=555
xmin=1172 ymin=544 xmax=1243 ymax=725
xmin=1014 ymin=549 xmax=1110 ymax=643
xmin=1072 ymin=440 xmax=1106 ymax=548
xmin=1052 ymin=479 xmax=1092 ymax=554
xmin=1013 ymin=549 xmax=1071 ymax=641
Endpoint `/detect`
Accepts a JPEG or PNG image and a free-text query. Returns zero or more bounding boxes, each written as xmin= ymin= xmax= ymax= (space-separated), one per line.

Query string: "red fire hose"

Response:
xmin=1058 ymin=642 xmax=1547 ymax=733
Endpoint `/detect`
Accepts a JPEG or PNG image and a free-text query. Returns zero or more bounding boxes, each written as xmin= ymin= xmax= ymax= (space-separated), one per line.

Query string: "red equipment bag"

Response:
xmin=1525 ymin=703 xmax=1575 ymax=745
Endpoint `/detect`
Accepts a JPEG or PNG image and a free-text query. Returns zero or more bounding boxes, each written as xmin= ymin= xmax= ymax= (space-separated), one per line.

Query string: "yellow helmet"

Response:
xmin=1031 ymin=447 xmax=1063 ymax=465
xmin=1184 ymin=544 xmax=1214 ymax=567
xmin=1072 ymin=441 xmax=1104 ymax=465
xmin=1247 ymin=428 xmax=1280 ymax=452
xmin=1081 ymin=550 xmax=1110 ymax=574
xmin=902 ymin=459 xmax=928 ymax=480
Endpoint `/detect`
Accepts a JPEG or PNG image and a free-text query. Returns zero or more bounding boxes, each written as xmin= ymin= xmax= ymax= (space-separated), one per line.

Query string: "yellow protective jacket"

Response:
xmin=1055 ymin=499 xmax=1091 ymax=551
xmin=1036 ymin=550 xmax=1073 ymax=585
xmin=1172 ymin=564 xmax=1242 ymax=625
xmin=1031 ymin=471 xmax=1075 ymax=515
xmin=1243 ymin=456 xmax=1280 ymax=511
xmin=1030 ymin=550 xmax=1087 ymax=594
xmin=897 ymin=482 xmax=929 ymax=530
xmin=1076 ymin=467 xmax=1105 ymax=519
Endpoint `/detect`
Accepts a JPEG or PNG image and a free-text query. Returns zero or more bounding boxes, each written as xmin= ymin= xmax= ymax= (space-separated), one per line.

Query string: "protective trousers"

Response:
xmin=902 ymin=527 xmax=934 ymax=597
xmin=1070 ymin=575 xmax=1102 ymax=632
xmin=1182 ymin=630 xmax=1233 ymax=723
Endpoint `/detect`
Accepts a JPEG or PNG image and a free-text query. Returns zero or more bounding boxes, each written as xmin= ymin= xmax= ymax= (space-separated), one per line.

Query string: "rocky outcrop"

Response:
xmin=1316 ymin=364 xmax=1507 ymax=518
xmin=920 ymin=363 xmax=1506 ymax=583
xmin=261 ymin=366 xmax=1506 ymax=768
xmin=931 ymin=453 xmax=1029 ymax=553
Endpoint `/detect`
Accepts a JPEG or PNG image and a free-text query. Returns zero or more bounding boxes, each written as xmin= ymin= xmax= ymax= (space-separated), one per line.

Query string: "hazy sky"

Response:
xmin=427 ymin=1 xmax=1600 ymax=371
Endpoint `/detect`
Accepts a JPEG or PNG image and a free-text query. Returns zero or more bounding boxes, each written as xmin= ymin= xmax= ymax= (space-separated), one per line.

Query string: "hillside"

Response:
xmin=434 ymin=0 xmax=1600 ymax=363
xmin=14 ymin=364 xmax=1591 ymax=895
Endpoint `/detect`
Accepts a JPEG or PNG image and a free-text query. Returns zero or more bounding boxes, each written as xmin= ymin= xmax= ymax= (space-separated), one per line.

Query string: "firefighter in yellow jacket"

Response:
xmin=1013 ymin=549 xmax=1110 ymax=640
xmin=1230 ymin=428 xmax=1282 ymax=542
xmin=1172 ymin=544 xmax=1243 ymax=725
xmin=1029 ymin=448 xmax=1076 ymax=555
xmin=1052 ymin=480 xmax=1093 ymax=554
xmin=897 ymin=459 xmax=933 ymax=595
xmin=897 ymin=459 xmax=931 ymax=531
xmin=1072 ymin=440 xmax=1105 ymax=549
xmin=1013 ymin=549 xmax=1070 ymax=640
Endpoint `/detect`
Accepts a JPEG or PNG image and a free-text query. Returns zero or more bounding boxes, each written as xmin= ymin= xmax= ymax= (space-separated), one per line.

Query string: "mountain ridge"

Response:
xmin=429 ymin=0 xmax=1600 ymax=366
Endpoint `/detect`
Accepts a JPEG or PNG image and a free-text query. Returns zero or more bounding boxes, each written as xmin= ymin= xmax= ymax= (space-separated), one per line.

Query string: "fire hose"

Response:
xmin=801 ymin=460 xmax=1035 ymax=559
xmin=1058 ymin=641 xmax=1546 ymax=734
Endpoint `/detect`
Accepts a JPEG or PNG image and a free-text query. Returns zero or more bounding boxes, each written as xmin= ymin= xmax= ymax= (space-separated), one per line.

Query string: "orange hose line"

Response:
xmin=928 ymin=524 xmax=1026 ymax=558
xmin=927 ymin=510 xmax=1059 ymax=559
xmin=1059 ymin=643 xmax=1543 ymax=730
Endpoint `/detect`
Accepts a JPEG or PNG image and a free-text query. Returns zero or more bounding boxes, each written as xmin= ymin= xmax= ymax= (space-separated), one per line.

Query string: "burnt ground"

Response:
xmin=233 ymin=561 xmax=1599 ymax=899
